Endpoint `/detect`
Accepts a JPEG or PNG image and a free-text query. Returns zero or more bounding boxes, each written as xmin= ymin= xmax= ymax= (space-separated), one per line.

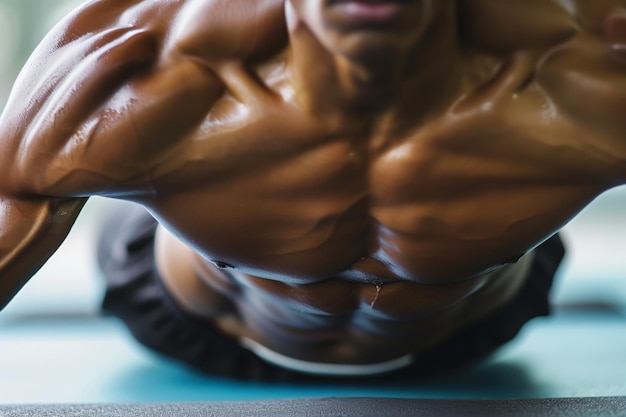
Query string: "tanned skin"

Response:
xmin=1 ymin=0 xmax=626 ymax=365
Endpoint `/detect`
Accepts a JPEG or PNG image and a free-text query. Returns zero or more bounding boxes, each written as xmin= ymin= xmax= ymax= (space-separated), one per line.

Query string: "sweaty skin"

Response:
xmin=1 ymin=0 xmax=626 ymax=366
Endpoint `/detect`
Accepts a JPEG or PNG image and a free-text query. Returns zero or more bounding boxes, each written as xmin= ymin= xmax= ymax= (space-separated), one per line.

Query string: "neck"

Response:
xmin=287 ymin=4 xmax=461 ymax=121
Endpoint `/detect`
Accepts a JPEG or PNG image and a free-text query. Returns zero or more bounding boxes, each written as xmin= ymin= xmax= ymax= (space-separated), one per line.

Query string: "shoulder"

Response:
xmin=0 ymin=1 xmax=226 ymax=198
xmin=458 ymin=0 xmax=580 ymax=53
xmin=165 ymin=0 xmax=288 ymax=64
xmin=459 ymin=0 xmax=626 ymax=54
xmin=0 ymin=0 xmax=183 ymax=134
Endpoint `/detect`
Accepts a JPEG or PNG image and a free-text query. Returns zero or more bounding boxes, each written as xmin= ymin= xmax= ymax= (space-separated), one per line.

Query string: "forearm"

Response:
xmin=0 ymin=196 xmax=87 ymax=311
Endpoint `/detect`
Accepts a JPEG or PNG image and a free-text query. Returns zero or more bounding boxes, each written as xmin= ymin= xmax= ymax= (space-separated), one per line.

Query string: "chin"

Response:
xmin=289 ymin=0 xmax=436 ymax=62
xmin=323 ymin=29 xmax=416 ymax=62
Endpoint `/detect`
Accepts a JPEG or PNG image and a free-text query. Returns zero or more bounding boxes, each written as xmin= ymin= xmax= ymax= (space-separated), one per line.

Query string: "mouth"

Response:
xmin=327 ymin=0 xmax=416 ymax=25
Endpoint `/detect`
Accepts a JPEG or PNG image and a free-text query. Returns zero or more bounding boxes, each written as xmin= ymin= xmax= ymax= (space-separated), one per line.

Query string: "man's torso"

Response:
xmin=10 ymin=0 xmax=626 ymax=364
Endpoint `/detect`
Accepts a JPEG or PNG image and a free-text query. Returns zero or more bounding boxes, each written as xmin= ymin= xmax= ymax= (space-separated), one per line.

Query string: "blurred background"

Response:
xmin=0 ymin=0 xmax=81 ymax=109
xmin=0 ymin=0 xmax=625 ymax=405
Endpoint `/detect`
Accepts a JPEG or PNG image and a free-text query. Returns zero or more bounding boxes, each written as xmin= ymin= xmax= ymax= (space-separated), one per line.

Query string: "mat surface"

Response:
xmin=1 ymin=397 xmax=625 ymax=417
xmin=1 ymin=311 xmax=626 ymax=404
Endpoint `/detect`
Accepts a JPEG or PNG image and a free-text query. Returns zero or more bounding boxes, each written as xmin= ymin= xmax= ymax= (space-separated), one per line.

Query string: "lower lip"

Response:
xmin=331 ymin=1 xmax=408 ymax=22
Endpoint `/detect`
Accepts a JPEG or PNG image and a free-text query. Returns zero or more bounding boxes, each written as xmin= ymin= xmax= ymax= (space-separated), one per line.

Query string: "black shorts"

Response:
xmin=98 ymin=204 xmax=565 ymax=381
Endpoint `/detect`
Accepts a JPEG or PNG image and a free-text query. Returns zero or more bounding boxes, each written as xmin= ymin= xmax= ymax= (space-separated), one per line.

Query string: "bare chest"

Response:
xmin=147 ymin=96 xmax=602 ymax=284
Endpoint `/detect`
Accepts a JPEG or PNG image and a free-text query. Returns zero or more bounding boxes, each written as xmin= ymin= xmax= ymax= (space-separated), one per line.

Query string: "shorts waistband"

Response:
xmin=240 ymin=337 xmax=415 ymax=376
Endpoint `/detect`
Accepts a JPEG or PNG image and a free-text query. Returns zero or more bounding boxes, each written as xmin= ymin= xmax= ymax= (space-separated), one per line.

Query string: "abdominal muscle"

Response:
xmin=154 ymin=223 xmax=534 ymax=365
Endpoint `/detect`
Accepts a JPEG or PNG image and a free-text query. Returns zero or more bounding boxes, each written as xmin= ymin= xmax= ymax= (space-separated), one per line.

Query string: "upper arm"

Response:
xmin=0 ymin=0 xmax=222 ymax=199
